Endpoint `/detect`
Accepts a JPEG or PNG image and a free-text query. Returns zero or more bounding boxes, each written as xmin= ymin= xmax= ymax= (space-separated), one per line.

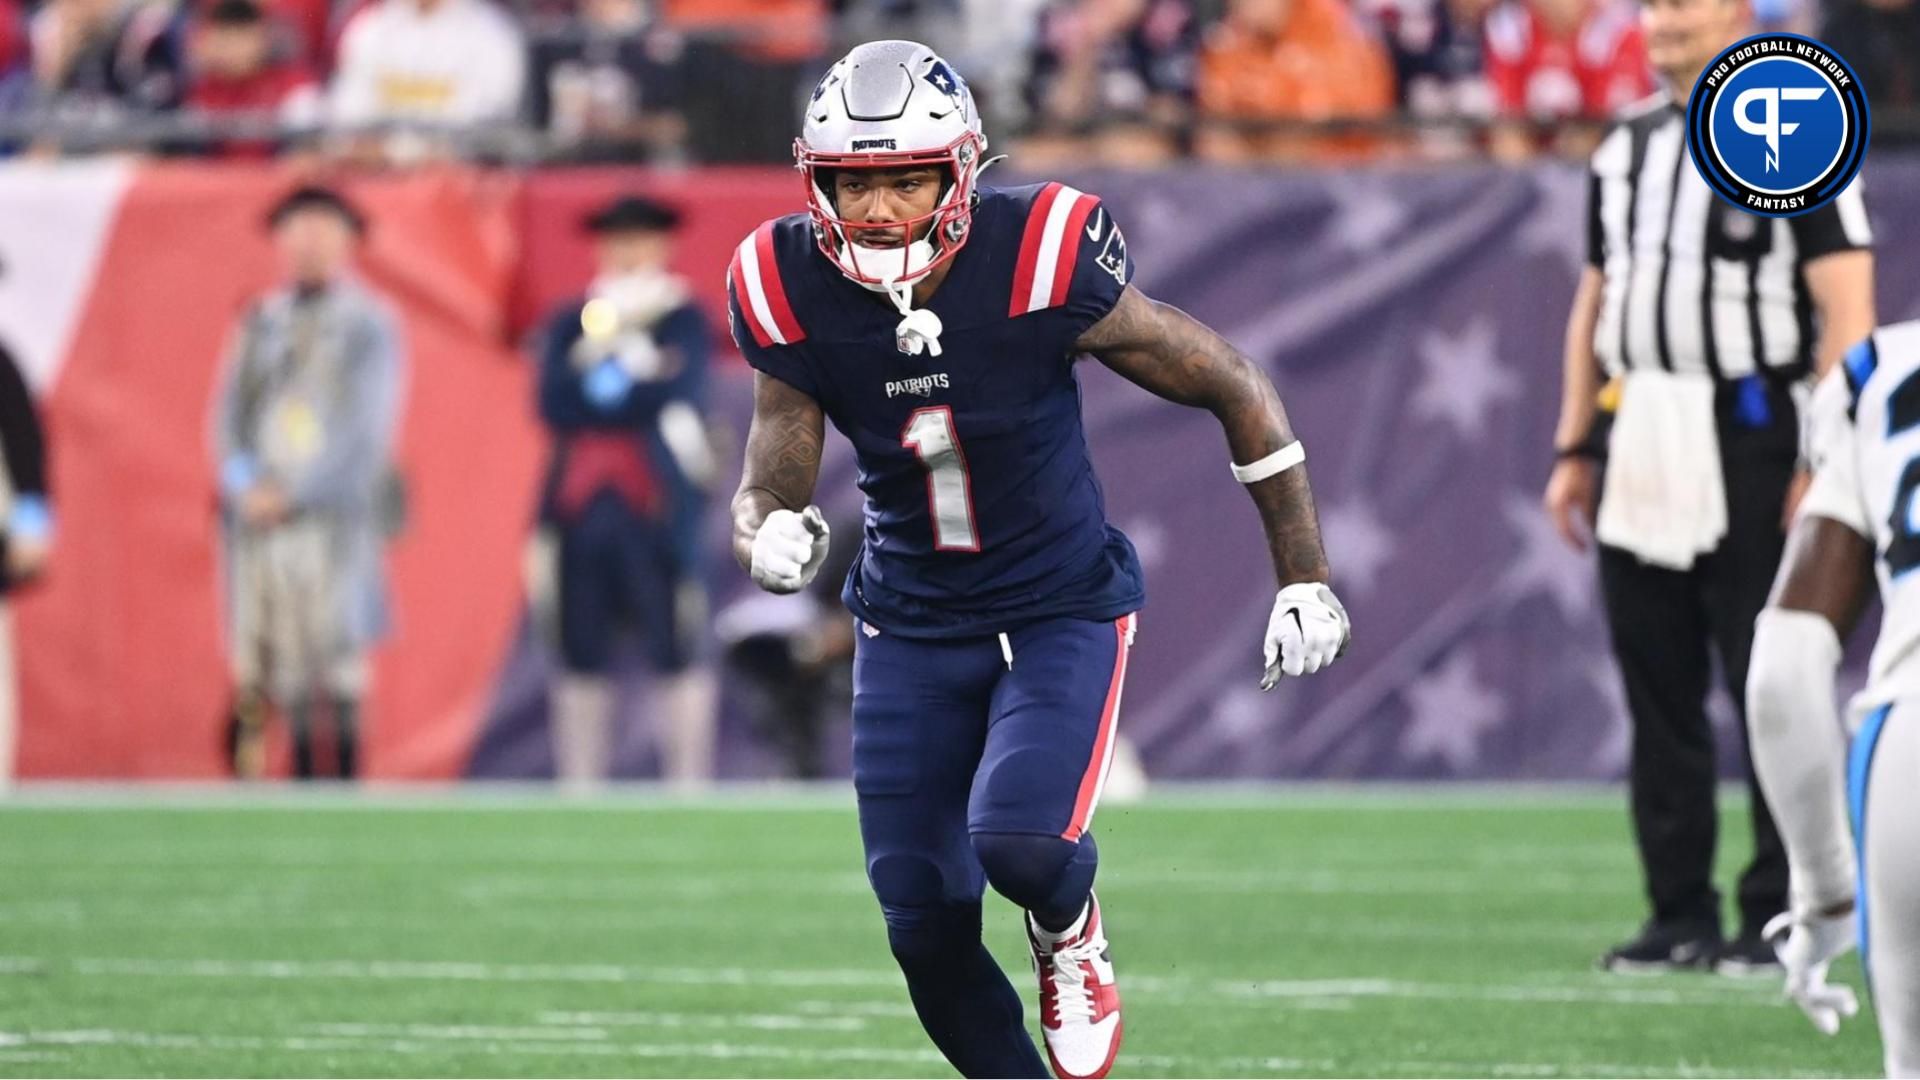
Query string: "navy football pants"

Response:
xmin=852 ymin=612 xmax=1136 ymax=1078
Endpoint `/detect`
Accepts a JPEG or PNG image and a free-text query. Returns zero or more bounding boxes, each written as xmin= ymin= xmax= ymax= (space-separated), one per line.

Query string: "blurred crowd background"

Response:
xmin=1 ymin=0 xmax=1916 ymax=167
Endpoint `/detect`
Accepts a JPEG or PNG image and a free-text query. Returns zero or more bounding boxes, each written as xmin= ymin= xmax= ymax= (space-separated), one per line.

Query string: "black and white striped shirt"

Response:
xmin=1586 ymin=95 xmax=1873 ymax=383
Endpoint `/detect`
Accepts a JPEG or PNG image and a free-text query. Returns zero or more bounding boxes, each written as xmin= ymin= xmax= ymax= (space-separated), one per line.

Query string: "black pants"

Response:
xmin=1597 ymin=382 xmax=1796 ymax=938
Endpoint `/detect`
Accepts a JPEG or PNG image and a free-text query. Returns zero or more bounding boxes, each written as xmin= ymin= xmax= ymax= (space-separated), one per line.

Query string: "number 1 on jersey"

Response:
xmin=902 ymin=406 xmax=980 ymax=552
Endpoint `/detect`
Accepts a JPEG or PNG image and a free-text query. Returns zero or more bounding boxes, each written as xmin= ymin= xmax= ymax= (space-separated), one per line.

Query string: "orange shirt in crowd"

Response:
xmin=661 ymin=0 xmax=823 ymax=61
xmin=1196 ymin=0 xmax=1396 ymax=123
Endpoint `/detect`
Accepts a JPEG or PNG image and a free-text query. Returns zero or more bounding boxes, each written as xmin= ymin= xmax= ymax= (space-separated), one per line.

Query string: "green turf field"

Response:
xmin=0 ymin=789 xmax=1884 ymax=1078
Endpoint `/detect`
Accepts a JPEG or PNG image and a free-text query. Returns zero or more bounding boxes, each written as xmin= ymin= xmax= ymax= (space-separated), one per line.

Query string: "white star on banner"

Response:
xmin=1319 ymin=500 xmax=1393 ymax=599
xmin=1399 ymin=651 xmax=1509 ymax=773
xmin=1325 ymin=179 xmax=1411 ymax=255
xmin=1499 ymin=493 xmax=1595 ymax=622
xmin=1411 ymin=317 xmax=1516 ymax=440
xmin=1516 ymin=166 xmax=1590 ymax=274
xmin=1213 ymin=684 xmax=1274 ymax=739
xmin=1121 ymin=516 xmax=1168 ymax=571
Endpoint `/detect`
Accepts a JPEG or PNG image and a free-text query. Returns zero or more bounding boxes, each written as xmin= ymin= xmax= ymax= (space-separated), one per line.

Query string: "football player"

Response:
xmin=1747 ymin=325 xmax=1920 ymax=1077
xmin=728 ymin=40 xmax=1351 ymax=1079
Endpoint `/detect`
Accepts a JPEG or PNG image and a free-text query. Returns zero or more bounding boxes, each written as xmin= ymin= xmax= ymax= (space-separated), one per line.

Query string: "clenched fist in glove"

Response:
xmin=750 ymin=506 xmax=831 ymax=594
xmin=1262 ymin=581 xmax=1351 ymax=690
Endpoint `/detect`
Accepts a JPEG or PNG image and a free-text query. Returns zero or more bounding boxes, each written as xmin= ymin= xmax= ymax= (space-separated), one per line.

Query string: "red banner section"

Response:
xmin=14 ymin=164 xmax=550 ymax=779
xmin=9 ymin=162 xmax=858 ymax=779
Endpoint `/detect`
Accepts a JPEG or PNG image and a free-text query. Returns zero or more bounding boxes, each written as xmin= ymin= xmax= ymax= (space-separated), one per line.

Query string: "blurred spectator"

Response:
xmin=662 ymin=0 xmax=824 ymax=57
xmin=264 ymin=0 xmax=333 ymax=69
xmin=26 ymin=0 xmax=185 ymax=121
xmin=328 ymin=0 xmax=526 ymax=155
xmin=1194 ymin=0 xmax=1396 ymax=162
xmin=1482 ymin=0 xmax=1650 ymax=160
xmin=664 ymin=0 xmax=824 ymax=162
xmin=0 ymin=338 xmax=51 ymax=790
xmin=1821 ymin=0 xmax=1920 ymax=130
xmin=832 ymin=0 xmax=963 ymax=46
xmin=1353 ymin=0 xmax=1493 ymax=141
xmin=536 ymin=195 xmax=716 ymax=788
xmin=1018 ymin=0 xmax=1197 ymax=166
xmin=183 ymin=0 xmax=322 ymax=158
xmin=0 ymin=0 xmax=24 ymax=78
xmin=527 ymin=0 xmax=687 ymax=161
xmin=214 ymin=186 xmax=405 ymax=781
xmin=942 ymin=0 xmax=1049 ymax=134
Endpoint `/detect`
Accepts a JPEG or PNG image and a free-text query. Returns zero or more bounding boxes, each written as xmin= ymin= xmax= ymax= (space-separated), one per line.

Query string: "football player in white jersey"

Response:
xmin=1747 ymin=321 xmax=1920 ymax=1077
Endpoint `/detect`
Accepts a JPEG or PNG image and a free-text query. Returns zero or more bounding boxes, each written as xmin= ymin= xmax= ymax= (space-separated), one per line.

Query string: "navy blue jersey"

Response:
xmin=727 ymin=182 xmax=1145 ymax=639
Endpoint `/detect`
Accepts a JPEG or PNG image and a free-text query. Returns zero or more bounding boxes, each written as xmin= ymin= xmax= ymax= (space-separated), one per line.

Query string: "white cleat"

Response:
xmin=1028 ymin=893 xmax=1123 ymax=1079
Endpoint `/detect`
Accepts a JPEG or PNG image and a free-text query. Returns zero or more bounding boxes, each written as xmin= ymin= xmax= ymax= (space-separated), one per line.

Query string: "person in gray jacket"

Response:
xmin=213 ymin=185 xmax=405 ymax=780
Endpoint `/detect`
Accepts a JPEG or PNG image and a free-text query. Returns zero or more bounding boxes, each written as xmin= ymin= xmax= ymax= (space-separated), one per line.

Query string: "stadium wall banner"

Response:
xmin=2 ymin=163 xmax=539 ymax=779
xmin=6 ymin=160 xmax=1917 ymax=781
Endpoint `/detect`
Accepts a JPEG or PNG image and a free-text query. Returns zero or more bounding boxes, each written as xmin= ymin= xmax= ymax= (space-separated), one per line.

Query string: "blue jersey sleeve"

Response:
xmin=1059 ymin=197 xmax=1135 ymax=343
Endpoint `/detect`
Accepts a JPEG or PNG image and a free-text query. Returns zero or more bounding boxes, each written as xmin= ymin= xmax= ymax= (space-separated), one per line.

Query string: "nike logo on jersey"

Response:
xmin=886 ymin=373 xmax=950 ymax=399
xmin=1085 ymin=209 xmax=1104 ymax=242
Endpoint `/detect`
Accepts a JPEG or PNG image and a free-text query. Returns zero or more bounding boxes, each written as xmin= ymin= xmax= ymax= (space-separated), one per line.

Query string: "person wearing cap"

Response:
xmin=534 ymin=194 xmax=716 ymax=788
xmin=212 ymin=185 xmax=406 ymax=781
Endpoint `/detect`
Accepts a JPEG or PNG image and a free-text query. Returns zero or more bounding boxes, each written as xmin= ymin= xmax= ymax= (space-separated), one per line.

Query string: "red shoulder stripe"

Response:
xmin=1048 ymin=194 xmax=1101 ymax=309
xmin=1009 ymin=182 xmax=1066 ymax=317
xmin=753 ymin=223 xmax=806 ymax=344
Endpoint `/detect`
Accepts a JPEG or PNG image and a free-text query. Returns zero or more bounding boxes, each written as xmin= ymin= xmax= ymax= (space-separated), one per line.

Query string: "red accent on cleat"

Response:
xmin=1028 ymin=894 xmax=1124 ymax=1079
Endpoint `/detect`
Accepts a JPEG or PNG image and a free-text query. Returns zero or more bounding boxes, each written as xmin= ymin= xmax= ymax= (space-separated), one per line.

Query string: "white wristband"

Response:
xmin=1230 ymin=442 xmax=1305 ymax=484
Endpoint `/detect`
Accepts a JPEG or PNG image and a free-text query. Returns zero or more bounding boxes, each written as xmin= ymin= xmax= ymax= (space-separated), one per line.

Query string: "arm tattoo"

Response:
xmin=1078 ymin=285 xmax=1332 ymax=586
xmin=732 ymin=372 xmax=825 ymax=571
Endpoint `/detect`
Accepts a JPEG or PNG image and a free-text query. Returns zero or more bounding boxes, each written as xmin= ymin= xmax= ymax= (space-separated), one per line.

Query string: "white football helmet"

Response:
xmin=796 ymin=40 xmax=988 ymax=291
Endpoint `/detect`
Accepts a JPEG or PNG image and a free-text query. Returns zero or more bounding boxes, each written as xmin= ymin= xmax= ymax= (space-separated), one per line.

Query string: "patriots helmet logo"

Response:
xmin=923 ymin=60 xmax=965 ymax=111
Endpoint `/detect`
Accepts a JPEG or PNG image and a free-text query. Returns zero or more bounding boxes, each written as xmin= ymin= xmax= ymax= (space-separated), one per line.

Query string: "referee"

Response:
xmin=1543 ymin=0 xmax=1876 ymax=974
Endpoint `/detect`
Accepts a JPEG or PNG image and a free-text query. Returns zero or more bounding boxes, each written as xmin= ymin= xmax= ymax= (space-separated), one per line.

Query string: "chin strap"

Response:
xmin=885 ymin=278 xmax=944 ymax=357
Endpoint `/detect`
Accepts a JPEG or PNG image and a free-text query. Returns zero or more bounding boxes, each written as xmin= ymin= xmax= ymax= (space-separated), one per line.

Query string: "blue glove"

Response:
xmin=8 ymin=495 xmax=50 ymax=542
xmin=583 ymin=359 xmax=634 ymax=411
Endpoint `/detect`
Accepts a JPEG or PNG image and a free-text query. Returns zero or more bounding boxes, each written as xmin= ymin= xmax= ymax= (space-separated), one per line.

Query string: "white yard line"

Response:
xmin=56 ymin=956 xmax=905 ymax=989
xmin=0 ymin=781 xmax=1724 ymax=814
xmin=3 ymin=955 xmax=1789 ymax=1009
xmin=536 ymin=1010 xmax=868 ymax=1033
xmin=789 ymin=999 xmax=921 ymax=1019
xmin=309 ymin=1023 xmax=612 ymax=1042
xmin=0 ymin=1028 xmax=950 ymax=1066
xmin=0 ymin=1027 xmax=1849 ymax=1078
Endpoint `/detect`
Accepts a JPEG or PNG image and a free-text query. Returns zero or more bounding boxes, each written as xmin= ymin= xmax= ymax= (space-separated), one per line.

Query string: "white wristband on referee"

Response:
xmin=1230 ymin=442 xmax=1305 ymax=484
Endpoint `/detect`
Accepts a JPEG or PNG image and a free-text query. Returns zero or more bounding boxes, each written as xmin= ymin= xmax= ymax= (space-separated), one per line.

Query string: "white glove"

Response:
xmin=750 ymin=506 xmax=830 ymax=595
xmin=1262 ymin=582 xmax=1350 ymax=690
xmin=895 ymin=307 xmax=944 ymax=357
xmin=1764 ymin=910 xmax=1860 ymax=1036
